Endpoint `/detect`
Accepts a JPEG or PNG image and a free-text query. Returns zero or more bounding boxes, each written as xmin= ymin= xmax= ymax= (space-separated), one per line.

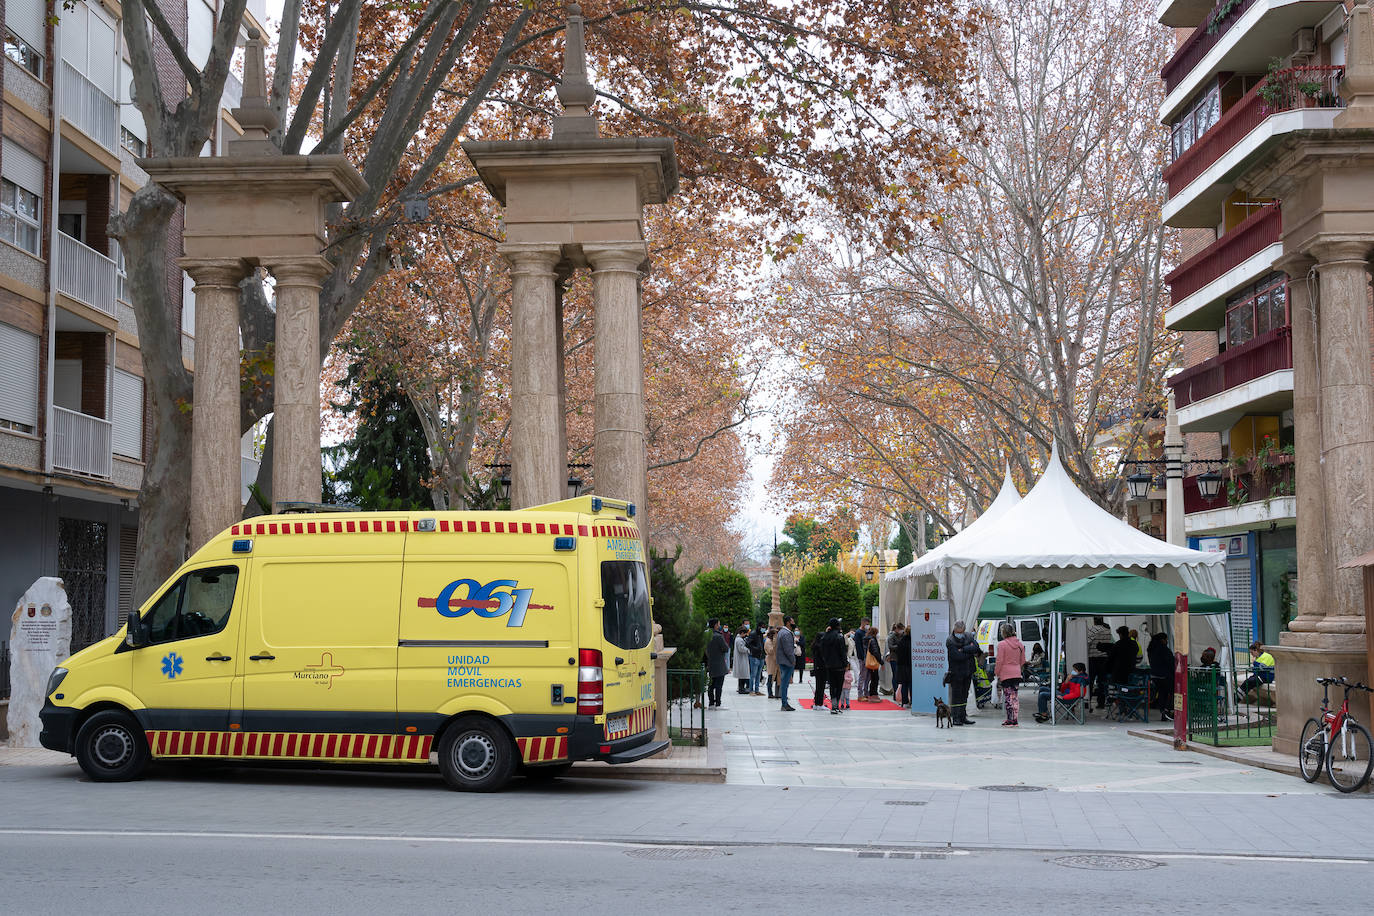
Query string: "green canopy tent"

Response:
xmin=978 ymin=588 xmax=1019 ymax=619
xmin=1006 ymin=569 xmax=1233 ymax=723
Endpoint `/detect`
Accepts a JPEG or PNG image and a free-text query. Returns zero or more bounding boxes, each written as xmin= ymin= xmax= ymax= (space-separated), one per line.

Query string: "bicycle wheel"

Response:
xmin=1326 ymin=720 xmax=1374 ymax=793
xmin=1298 ymin=718 xmax=1325 ymax=784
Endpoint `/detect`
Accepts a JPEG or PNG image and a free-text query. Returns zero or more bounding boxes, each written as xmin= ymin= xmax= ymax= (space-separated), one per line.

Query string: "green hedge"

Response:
xmin=796 ymin=564 xmax=863 ymax=637
xmin=691 ymin=566 xmax=754 ymax=629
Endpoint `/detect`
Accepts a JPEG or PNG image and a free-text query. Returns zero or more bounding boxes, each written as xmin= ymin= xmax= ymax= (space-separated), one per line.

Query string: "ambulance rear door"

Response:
xmin=592 ymin=522 xmax=655 ymax=738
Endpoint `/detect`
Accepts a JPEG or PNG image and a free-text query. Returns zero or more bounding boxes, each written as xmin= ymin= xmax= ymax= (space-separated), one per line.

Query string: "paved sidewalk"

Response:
xmin=712 ymin=675 xmax=1320 ymax=794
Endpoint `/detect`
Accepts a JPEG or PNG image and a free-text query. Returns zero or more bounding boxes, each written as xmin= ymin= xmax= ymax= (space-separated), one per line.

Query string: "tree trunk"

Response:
xmin=112 ymin=186 xmax=193 ymax=606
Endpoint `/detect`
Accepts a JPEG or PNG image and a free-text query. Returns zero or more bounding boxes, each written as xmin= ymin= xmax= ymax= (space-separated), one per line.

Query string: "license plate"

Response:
xmin=608 ymin=714 xmax=629 ymax=734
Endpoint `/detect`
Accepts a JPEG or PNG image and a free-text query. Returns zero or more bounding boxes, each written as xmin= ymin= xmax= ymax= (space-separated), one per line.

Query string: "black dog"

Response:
xmin=934 ymin=698 xmax=953 ymax=728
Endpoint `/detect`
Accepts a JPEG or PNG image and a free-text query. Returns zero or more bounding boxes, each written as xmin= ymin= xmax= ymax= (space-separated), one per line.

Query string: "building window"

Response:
xmin=4 ymin=28 xmax=44 ymax=78
xmin=1 ymin=178 xmax=42 ymax=255
xmin=1225 ymin=273 xmax=1288 ymax=349
xmin=120 ymin=127 xmax=145 ymax=157
xmin=1170 ymin=83 xmax=1221 ymax=161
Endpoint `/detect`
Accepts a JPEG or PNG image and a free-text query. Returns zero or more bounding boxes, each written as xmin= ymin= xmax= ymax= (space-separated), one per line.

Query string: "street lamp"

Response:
xmin=566 ymin=462 xmax=590 ymax=499
xmin=1196 ymin=469 xmax=1223 ymax=501
xmin=1125 ymin=466 xmax=1155 ymax=501
xmin=864 ymin=568 xmax=875 ymax=582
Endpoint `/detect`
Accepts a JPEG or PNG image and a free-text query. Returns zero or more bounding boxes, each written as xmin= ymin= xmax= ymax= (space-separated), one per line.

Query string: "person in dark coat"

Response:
xmin=893 ymin=624 xmax=913 ymax=707
xmin=863 ymin=626 xmax=884 ymax=699
xmin=820 ymin=617 xmax=850 ymax=714
xmin=945 ymin=620 xmax=982 ymax=725
xmin=1147 ymin=631 xmax=1175 ymax=720
xmin=812 ymin=623 xmax=831 ymax=709
xmin=705 ymin=619 xmax=731 ymax=707
xmin=1105 ymin=625 xmax=1137 ymax=685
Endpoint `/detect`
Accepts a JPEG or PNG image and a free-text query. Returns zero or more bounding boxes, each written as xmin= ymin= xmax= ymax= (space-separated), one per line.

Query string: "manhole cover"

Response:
xmin=625 ymin=847 xmax=724 ymax=861
xmin=758 ymin=759 xmax=800 ymax=766
xmin=1053 ymin=855 xmax=1161 ymax=871
xmin=885 ymin=800 xmax=928 ymax=806
xmin=978 ymin=784 xmax=1047 ymax=792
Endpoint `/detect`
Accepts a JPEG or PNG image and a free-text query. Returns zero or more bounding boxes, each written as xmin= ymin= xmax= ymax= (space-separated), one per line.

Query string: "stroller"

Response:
xmin=973 ymin=658 xmax=996 ymax=709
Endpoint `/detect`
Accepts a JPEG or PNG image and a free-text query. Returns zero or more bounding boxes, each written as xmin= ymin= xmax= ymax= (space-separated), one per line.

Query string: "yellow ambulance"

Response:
xmin=39 ymin=496 xmax=665 ymax=791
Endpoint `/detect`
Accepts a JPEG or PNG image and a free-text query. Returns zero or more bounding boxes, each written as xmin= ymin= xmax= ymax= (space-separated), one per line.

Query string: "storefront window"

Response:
xmin=1257 ymin=528 xmax=1296 ymax=644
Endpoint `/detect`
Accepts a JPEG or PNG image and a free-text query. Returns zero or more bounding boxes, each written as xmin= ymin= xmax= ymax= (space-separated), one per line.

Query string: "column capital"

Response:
xmin=1273 ymin=251 xmax=1316 ymax=277
xmin=1309 ymin=237 xmax=1374 ymax=266
xmin=498 ymin=243 xmax=564 ymax=276
xmin=584 ymin=243 xmax=648 ymax=274
xmin=266 ymin=255 xmax=334 ymax=287
xmin=180 ymin=257 xmax=248 ymax=288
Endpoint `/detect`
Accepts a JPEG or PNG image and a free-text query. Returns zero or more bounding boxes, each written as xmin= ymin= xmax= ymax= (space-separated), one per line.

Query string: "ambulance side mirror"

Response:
xmin=125 ymin=615 xmax=147 ymax=648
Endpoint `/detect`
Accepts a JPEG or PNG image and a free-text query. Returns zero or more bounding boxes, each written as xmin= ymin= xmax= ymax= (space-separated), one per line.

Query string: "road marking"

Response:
xmin=0 ymin=828 xmax=714 ymax=852
xmin=1147 ymin=853 xmax=1370 ymax=865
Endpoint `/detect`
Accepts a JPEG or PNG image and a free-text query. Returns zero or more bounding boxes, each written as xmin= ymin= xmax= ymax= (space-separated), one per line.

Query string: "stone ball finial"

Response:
xmin=247 ymin=26 xmax=261 ymax=40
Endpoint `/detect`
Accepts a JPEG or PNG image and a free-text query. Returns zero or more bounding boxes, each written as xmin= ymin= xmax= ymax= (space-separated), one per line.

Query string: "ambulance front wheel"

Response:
xmin=437 ymin=717 xmax=516 ymax=792
xmin=74 ymin=710 xmax=149 ymax=782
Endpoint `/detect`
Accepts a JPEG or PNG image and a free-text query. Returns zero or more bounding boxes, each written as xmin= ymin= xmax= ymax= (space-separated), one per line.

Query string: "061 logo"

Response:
xmin=418 ymin=579 xmax=552 ymax=628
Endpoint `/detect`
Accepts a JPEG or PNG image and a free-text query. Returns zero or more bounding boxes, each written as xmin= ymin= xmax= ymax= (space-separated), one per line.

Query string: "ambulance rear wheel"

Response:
xmin=74 ymin=710 xmax=149 ymax=782
xmin=437 ymin=717 xmax=515 ymax=792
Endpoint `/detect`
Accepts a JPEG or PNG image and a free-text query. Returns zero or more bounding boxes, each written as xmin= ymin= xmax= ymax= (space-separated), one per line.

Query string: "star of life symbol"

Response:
xmin=304 ymin=652 xmax=346 ymax=689
xmin=161 ymin=652 xmax=183 ymax=679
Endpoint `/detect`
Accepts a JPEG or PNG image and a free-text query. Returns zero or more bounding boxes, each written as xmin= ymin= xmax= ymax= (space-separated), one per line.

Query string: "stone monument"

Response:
xmin=141 ymin=28 xmax=366 ymax=549
xmin=463 ymin=4 xmax=678 ymax=524
xmin=7 ymin=578 xmax=72 ymax=747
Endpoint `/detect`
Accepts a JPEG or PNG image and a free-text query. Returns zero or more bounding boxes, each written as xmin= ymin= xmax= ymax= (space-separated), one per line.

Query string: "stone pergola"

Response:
xmin=1236 ymin=1 xmax=1374 ymax=752
xmin=142 ymin=29 xmax=365 ymax=548
xmin=463 ymin=5 xmax=678 ymax=519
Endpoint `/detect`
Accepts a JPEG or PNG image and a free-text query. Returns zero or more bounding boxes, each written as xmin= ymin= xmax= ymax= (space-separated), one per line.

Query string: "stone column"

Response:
xmin=554 ymin=265 xmax=573 ymax=487
xmin=586 ymin=244 xmax=650 ymax=522
xmin=267 ymin=256 xmax=332 ymax=508
xmin=769 ymin=553 xmax=783 ymax=629
xmin=1312 ymin=239 xmax=1374 ymax=642
xmin=501 ymin=244 xmax=566 ymax=509
xmin=1277 ymin=253 xmax=1329 ymax=640
xmin=183 ymin=258 xmax=246 ymax=548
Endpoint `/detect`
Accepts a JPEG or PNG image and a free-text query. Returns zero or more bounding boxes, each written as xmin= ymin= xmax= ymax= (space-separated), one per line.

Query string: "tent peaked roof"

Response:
xmin=926 ymin=445 xmax=1223 ymax=572
xmin=888 ymin=466 xmax=1021 ymax=580
xmin=1006 ymin=569 xmax=1231 ymax=615
xmin=978 ymin=587 xmax=1020 ymax=619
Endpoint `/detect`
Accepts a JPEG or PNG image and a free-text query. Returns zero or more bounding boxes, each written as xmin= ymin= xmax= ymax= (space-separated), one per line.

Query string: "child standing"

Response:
xmin=841 ymin=667 xmax=854 ymax=710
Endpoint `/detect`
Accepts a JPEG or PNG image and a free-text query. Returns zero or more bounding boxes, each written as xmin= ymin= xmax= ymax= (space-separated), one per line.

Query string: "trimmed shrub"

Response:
xmin=651 ymin=549 xmax=705 ymax=671
xmin=860 ymin=582 xmax=880 ymax=616
xmin=796 ymin=564 xmax=863 ymax=637
xmin=780 ymin=585 xmax=799 ymax=622
xmin=691 ymin=566 xmax=754 ymax=630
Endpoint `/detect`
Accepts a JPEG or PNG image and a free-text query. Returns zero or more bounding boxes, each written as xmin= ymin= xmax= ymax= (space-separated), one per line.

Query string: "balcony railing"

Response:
xmin=51 ymin=405 xmax=113 ymax=479
xmin=60 ymin=60 xmax=118 ymax=153
xmin=1169 ymin=324 xmax=1292 ymax=408
xmin=1183 ymin=454 xmax=1294 ymax=514
xmin=1162 ymin=0 xmax=1260 ymax=94
xmin=1166 ymin=203 xmax=1280 ymax=304
xmin=1164 ymin=67 xmax=1344 ymax=196
xmin=56 ymin=232 xmax=118 ymax=317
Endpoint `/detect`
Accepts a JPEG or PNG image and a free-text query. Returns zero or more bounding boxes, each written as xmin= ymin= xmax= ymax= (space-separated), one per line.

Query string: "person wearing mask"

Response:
xmin=776 ymin=616 xmax=798 ymax=711
xmin=1129 ymin=628 xmax=1143 ymax=664
xmin=820 ymin=617 xmax=850 ymax=714
xmin=812 ymin=624 xmax=831 ymax=710
xmin=945 ymin=620 xmax=982 ymax=725
xmin=995 ymin=623 xmax=1026 ymax=727
xmin=705 ymin=619 xmax=730 ymax=707
xmin=733 ymin=624 xmax=751 ymax=695
xmin=850 ymin=620 xmax=869 ymax=696
xmin=1086 ymin=616 xmax=1112 ymax=711
xmin=1106 ymin=625 xmax=1136 ymax=686
xmin=864 ymin=625 xmax=884 ymax=700
xmin=1147 ymin=631 xmax=1175 ymax=720
xmin=746 ymin=625 xmax=766 ymax=696
xmin=1237 ymin=642 xmax=1276 ymax=703
xmin=794 ymin=626 xmax=807 ymax=683
xmin=764 ymin=628 xmax=779 ymax=699
xmin=893 ymin=624 xmax=913 ymax=707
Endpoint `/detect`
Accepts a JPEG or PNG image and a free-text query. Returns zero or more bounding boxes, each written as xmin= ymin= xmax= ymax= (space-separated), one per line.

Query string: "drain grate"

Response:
xmin=758 ymin=759 xmax=800 ymax=766
xmin=979 ymin=784 xmax=1047 ymax=792
xmin=854 ymin=850 xmax=947 ymax=860
xmin=884 ymin=800 xmax=928 ymax=806
xmin=1053 ymin=855 xmax=1161 ymax=871
xmin=625 ymin=847 xmax=725 ymax=861
xmin=857 ymin=851 xmax=885 ymax=858
xmin=1157 ymin=760 xmax=1202 ymax=766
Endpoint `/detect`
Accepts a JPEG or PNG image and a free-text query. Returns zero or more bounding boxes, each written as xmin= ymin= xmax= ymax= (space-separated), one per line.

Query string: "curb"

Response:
xmin=569 ymin=739 xmax=726 ymax=784
xmin=1127 ymin=727 xmax=1302 ymax=777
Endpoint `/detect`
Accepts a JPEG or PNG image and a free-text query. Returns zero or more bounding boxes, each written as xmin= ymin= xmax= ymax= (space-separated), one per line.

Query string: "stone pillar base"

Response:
xmin=653 ymin=646 xmax=677 ymax=758
xmin=1270 ymin=644 xmax=1369 ymax=754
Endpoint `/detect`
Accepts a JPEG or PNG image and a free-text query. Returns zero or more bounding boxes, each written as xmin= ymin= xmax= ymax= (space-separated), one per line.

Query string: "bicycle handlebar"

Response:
xmin=1315 ymin=676 xmax=1373 ymax=692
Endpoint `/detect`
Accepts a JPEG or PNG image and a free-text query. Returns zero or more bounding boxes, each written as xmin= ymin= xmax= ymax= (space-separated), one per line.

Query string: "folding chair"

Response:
xmin=1054 ymin=692 xmax=1087 ymax=724
xmin=1109 ymin=675 xmax=1149 ymax=723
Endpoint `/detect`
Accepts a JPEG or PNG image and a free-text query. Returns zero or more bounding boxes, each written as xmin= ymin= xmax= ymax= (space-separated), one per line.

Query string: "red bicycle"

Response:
xmin=1299 ymin=676 xmax=1374 ymax=792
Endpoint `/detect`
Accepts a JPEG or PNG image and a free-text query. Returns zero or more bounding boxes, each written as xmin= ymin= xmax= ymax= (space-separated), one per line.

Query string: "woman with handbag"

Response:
xmin=864 ymin=626 xmax=884 ymax=700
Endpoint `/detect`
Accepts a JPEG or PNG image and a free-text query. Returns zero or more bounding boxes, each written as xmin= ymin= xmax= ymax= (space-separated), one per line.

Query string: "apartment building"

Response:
xmin=0 ymin=0 xmax=263 ymax=656
xmin=1156 ymin=0 xmax=1359 ymax=647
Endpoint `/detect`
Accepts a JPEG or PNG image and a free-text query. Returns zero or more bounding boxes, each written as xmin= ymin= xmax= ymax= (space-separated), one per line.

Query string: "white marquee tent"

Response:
xmin=886 ymin=444 xmax=1228 ymax=646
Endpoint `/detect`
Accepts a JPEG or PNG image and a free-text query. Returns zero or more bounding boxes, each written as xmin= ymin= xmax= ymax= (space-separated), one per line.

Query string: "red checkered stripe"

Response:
xmin=603 ymin=705 xmax=655 ymax=741
xmin=230 ymin=519 xmax=603 ymax=537
xmin=145 ymin=730 xmax=432 ymax=762
xmin=515 ymin=736 xmax=569 ymax=763
xmin=592 ymin=524 xmax=639 ymax=539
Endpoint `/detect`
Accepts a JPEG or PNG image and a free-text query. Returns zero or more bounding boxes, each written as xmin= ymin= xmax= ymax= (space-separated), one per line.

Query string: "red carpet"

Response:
xmin=797 ymin=696 xmax=906 ymax=712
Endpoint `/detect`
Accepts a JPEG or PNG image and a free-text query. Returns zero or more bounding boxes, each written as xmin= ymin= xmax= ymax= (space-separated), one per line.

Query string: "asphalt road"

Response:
xmin=1 ymin=830 xmax=1369 ymax=915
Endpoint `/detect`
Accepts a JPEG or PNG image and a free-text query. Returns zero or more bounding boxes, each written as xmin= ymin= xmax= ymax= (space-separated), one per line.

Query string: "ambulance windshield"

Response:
xmin=601 ymin=561 xmax=651 ymax=650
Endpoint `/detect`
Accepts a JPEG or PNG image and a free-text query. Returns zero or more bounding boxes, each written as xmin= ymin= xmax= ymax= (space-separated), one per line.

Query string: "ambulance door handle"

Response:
xmin=249 ymin=653 xmax=276 ymax=661
xmin=638 ymin=670 xmax=647 ymax=677
xmin=615 ymin=657 xmax=625 ymax=665
xmin=205 ymin=654 xmax=232 ymax=662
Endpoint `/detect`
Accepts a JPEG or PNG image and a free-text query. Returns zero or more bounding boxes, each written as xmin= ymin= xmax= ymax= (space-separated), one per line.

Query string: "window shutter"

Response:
xmin=117 ymin=526 xmax=138 ymax=627
xmin=6 ymin=0 xmax=46 ymax=51
xmin=111 ymin=369 xmax=143 ymax=459
xmin=1 ymin=139 xmax=45 ymax=195
xmin=0 ymin=323 xmax=41 ymax=429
